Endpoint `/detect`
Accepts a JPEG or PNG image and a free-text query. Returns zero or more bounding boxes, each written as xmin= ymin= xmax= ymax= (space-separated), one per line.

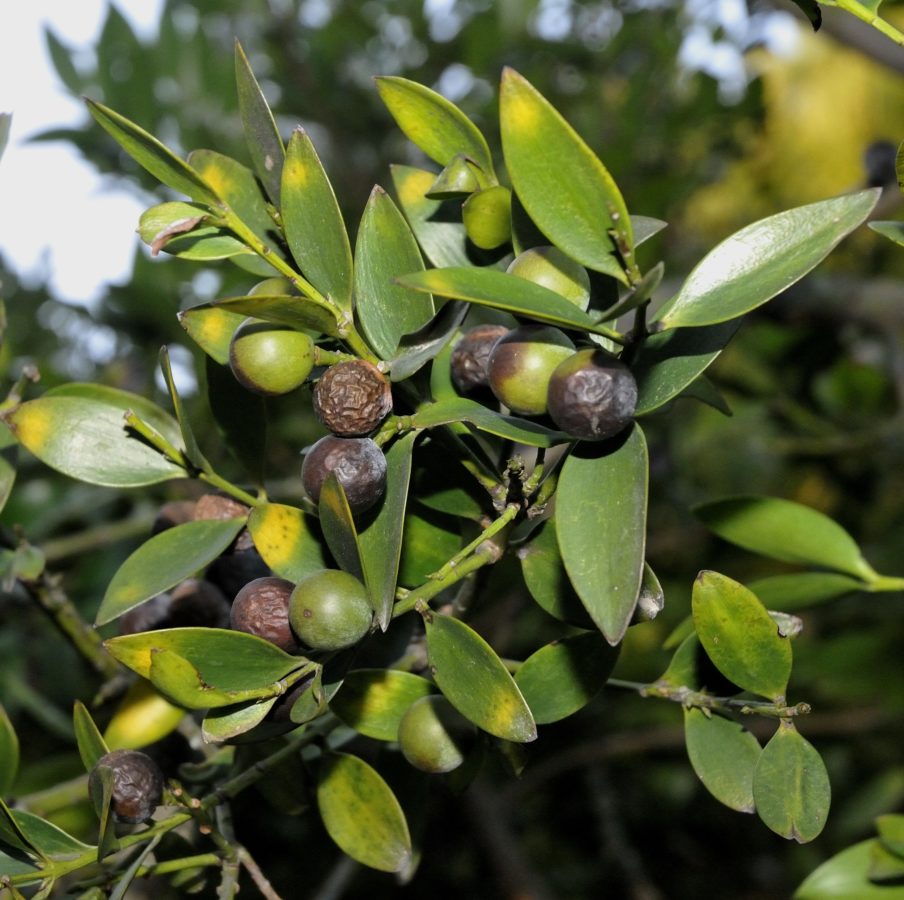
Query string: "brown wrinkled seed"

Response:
xmin=450 ymin=324 xmax=509 ymax=393
xmin=312 ymin=360 xmax=392 ymax=436
xmin=302 ymin=435 xmax=387 ymax=516
xmin=231 ymin=576 xmax=298 ymax=652
xmin=89 ymin=749 xmax=164 ymax=824
xmin=194 ymin=493 xmax=250 ymax=522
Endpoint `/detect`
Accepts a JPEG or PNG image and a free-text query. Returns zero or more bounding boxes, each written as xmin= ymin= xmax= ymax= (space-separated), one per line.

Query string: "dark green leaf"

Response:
xmin=695 ymin=496 xmax=877 ymax=581
xmin=139 ymin=202 xmax=250 ymax=263
xmin=788 ymin=0 xmax=822 ymax=30
xmin=97 ymin=517 xmax=246 ymax=625
xmin=423 ymin=611 xmax=536 ymax=743
xmin=388 ymin=300 xmax=468 ymax=382
xmin=869 ymin=841 xmax=904 ymax=882
xmin=398 ymin=508 xmax=463 ymax=587
xmin=500 ymin=68 xmax=632 ymax=283
xmin=248 ymin=503 xmax=328 ymax=583
xmin=634 ymin=321 xmax=742 ymax=416
xmin=515 ymin=632 xmax=620 ymax=724
xmin=12 ymin=810 xmax=93 ymax=859
xmin=318 ymin=475 xmax=364 ymax=582
xmin=376 ymin=76 xmax=495 ymax=178
xmin=0 ymin=845 xmax=40 ymax=879
xmin=359 ymin=433 xmax=416 ymax=629
xmin=654 ymin=190 xmax=879 ymax=329
xmin=693 ymin=571 xmax=792 ymax=700
xmin=202 ymin=697 xmax=279 ymax=742
xmin=317 ymin=752 xmax=412 ymax=873
xmin=282 ymin=128 xmax=353 ymax=310
xmin=0 ymin=703 xmax=18 ymax=796
xmin=684 ymin=708 xmax=761 ymax=813
xmin=235 ymin=41 xmax=285 ymax=206
xmin=159 ymin=346 xmax=207 ymax=470
xmin=0 ymin=797 xmax=40 ymax=860
xmin=877 ymin=814 xmax=904 ymax=858
xmin=331 ymin=669 xmax=435 ymax=740
xmin=795 ymin=840 xmax=896 ymax=898
xmin=73 ymin=701 xmax=109 ymax=773
xmin=754 ymin=723 xmax=830 ymax=842
xmin=656 ymin=633 xmax=700 ymax=689
xmin=746 ymin=572 xmax=863 ymax=611
xmin=44 ymin=28 xmax=81 ymax=93
xmin=85 ymin=99 xmax=220 ymax=206
xmin=179 ymin=305 xmax=247 ymax=364
xmin=869 ymin=221 xmax=904 ymax=247
xmin=355 ymin=186 xmax=435 ymax=360
xmin=205 ymin=293 xmax=339 ymax=338
xmin=557 ymin=426 xmax=648 ymax=645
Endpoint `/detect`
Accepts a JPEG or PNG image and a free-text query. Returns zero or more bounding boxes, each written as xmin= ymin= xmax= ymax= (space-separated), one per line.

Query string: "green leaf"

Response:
xmin=795 ymin=840 xmax=898 ymax=898
xmin=692 ymin=571 xmax=792 ymax=701
xmin=556 ymin=426 xmax=648 ymax=645
xmin=0 ymin=113 xmax=9 ymax=163
xmin=695 ymin=496 xmax=877 ymax=581
xmin=515 ymin=632 xmax=620 ymax=724
xmin=330 ymin=669 xmax=435 ymax=740
xmin=12 ymin=810 xmax=93 ymax=859
xmin=235 ymin=41 xmax=285 ymax=207
xmin=72 ymin=701 xmax=109 ymax=773
xmin=179 ymin=305 xmax=247 ymax=364
xmin=105 ymin=627 xmax=302 ymax=693
xmin=317 ymin=752 xmax=412 ymax=873
xmin=0 ymin=796 xmax=41 ymax=859
xmin=0 ymin=845 xmax=40 ymax=879
xmin=397 ymin=267 xmax=606 ymax=335
xmin=500 ymin=68 xmax=632 ymax=284
xmin=634 ymin=321 xmax=742 ymax=416
xmin=877 ymin=814 xmax=904 ymax=858
xmin=654 ymin=190 xmax=879 ymax=329
xmin=410 ymin=397 xmax=567 ymax=448
xmin=355 ymin=186 xmax=435 ymax=360
xmin=398 ymin=508 xmax=462 ymax=587
xmin=423 ymin=610 xmax=537 ymax=743
xmin=318 ymin=475 xmax=364 ymax=582
xmin=3 ymin=391 xmax=185 ymax=488
xmin=376 ymin=76 xmax=495 ymax=178
xmin=754 ymin=722 xmax=830 ymax=843
xmin=788 ymin=0 xmax=822 ymax=30
xmin=869 ymin=221 xmax=904 ymax=247
xmin=97 ymin=517 xmax=246 ymax=625
xmin=159 ymin=346 xmax=207 ymax=470
xmin=44 ymin=28 xmax=81 ymax=93
xmin=205 ymin=293 xmax=339 ymax=339
xmin=388 ymin=300 xmax=468 ymax=383
xmin=282 ymin=128 xmax=353 ymax=310
xmin=684 ymin=708 xmax=761 ymax=813
xmin=88 ymin=762 xmax=116 ymax=861
xmin=0 ymin=703 xmax=18 ymax=796
xmin=248 ymin=503 xmax=328 ymax=582
xmin=656 ymin=633 xmax=700 ymax=689
xmin=390 ymin=165 xmax=471 ymax=268
xmin=869 ymin=840 xmax=904 ymax=882
xmin=85 ymin=99 xmax=220 ymax=206
xmin=202 ymin=696 xmax=279 ymax=742
xmin=746 ymin=572 xmax=863 ymax=611
xmin=359 ymin=433 xmax=416 ymax=629
xmin=103 ymin=680 xmax=185 ymax=751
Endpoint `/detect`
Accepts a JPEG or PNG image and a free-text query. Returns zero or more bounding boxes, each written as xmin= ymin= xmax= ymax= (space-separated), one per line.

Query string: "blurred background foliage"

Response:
xmin=1 ymin=1 xmax=904 ymax=897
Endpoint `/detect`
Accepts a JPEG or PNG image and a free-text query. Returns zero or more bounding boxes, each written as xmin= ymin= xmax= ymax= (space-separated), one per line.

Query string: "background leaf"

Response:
xmin=318 ymin=475 xmax=364 ymax=582
xmin=795 ymin=840 xmax=899 ymax=899
xmin=0 ymin=703 xmax=20 ymax=796
xmin=330 ymin=669 xmax=435 ymax=740
xmin=746 ymin=572 xmax=863 ymax=611
xmin=72 ymin=701 xmax=109 ymax=773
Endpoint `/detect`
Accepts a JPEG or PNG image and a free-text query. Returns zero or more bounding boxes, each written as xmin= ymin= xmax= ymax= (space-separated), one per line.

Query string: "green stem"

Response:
xmin=134 ymin=853 xmax=221 ymax=878
xmin=432 ymin=504 xmax=519 ymax=581
xmin=123 ymin=411 xmax=188 ymax=471
xmin=41 ymin=513 xmax=156 ymax=564
xmin=198 ymin=470 xmax=263 ymax=508
xmin=312 ymin=347 xmax=357 ymax=367
xmin=588 ymin=323 xmax=627 ymax=345
xmin=866 ymin=574 xmax=904 ymax=593
xmin=831 ymin=0 xmax=904 ymax=44
xmin=392 ymin=549 xmax=496 ymax=618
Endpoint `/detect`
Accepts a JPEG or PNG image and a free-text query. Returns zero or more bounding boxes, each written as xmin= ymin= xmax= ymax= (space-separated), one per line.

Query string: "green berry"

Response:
xmin=288 ymin=570 xmax=372 ymax=651
xmin=397 ymin=695 xmax=475 ymax=774
xmin=487 ymin=325 xmax=575 ymax=416
xmin=462 ymin=185 xmax=512 ymax=250
xmin=228 ymin=318 xmax=315 ymax=396
xmin=507 ymin=246 xmax=591 ymax=310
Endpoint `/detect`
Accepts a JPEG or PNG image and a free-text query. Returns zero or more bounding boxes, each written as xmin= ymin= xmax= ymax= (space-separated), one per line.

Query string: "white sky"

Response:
xmin=0 ymin=2 xmax=164 ymax=306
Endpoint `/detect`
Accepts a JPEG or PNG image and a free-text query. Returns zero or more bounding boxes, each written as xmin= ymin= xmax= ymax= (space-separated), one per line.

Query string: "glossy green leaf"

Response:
xmin=3 ymin=390 xmax=185 ymax=488
xmin=427 ymin=153 xmax=483 ymax=198
xmin=97 ymin=517 xmax=245 ymax=625
xmin=318 ymin=475 xmax=364 ymax=582
xmin=330 ymin=669 xmax=434 ymax=740
xmin=235 ymin=41 xmax=285 ymax=206
xmin=86 ymin=99 xmax=220 ymax=206
xmin=390 ymin=165 xmax=471 ymax=268
xmin=500 ymin=68 xmax=632 ymax=283
xmin=634 ymin=320 xmax=742 ymax=415
xmin=12 ymin=810 xmax=93 ymax=859
xmin=754 ymin=723 xmax=830 ymax=843
xmin=317 ymin=752 xmax=412 ymax=873
xmin=557 ymin=426 xmax=648 ymax=645
xmin=410 ymin=397 xmax=567 ymax=448
xmin=795 ymin=840 xmax=898 ymax=898
xmin=684 ymin=708 xmax=761 ymax=813
xmin=655 ymin=190 xmax=879 ymax=329
xmin=72 ymin=701 xmax=109 ymax=773
xmin=355 ymin=186 xmax=435 ymax=360
xmin=518 ymin=517 xmax=594 ymax=628
xmin=693 ymin=571 xmax=792 ymax=700
xmin=206 ymin=293 xmax=339 ymax=338
xmin=282 ymin=128 xmax=353 ymax=310
xmin=746 ymin=572 xmax=863 ymax=611
xmin=137 ymin=201 xmax=230 ymax=257
xmin=388 ymin=300 xmax=468 ymax=383
xmin=248 ymin=503 xmax=328 ymax=582
xmin=423 ymin=611 xmax=537 ymax=743
xmin=105 ymin=627 xmax=302 ymax=692
xmin=656 ymin=633 xmax=700 ymax=689
xmin=359 ymin=433 xmax=416 ymax=629
xmin=869 ymin=221 xmax=904 ymax=247
xmin=179 ymin=306 xmax=246 ymax=364
xmin=376 ymin=76 xmax=495 ymax=178
xmin=202 ymin=697 xmax=279 ymax=742
xmin=869 ymin=841 xmax=904 ymax=882
xmin=398 ymin=508 xmax=462 ymax=587
xmin=0 ymin=704 xmax=18 ymax=797
xmin=0 ymin=796 xmax=40 ymax=858
xmin=515 ymin=632 xmax=620 ymax=724
xmin=397 ymin=267 xmax=607 ymax=334
xmin=697 ymin=496 xmax=877 ymax=581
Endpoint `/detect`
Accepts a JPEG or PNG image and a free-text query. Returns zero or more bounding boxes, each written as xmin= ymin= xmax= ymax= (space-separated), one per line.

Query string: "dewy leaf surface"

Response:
xmin=500 ymin=68 xmax=632 ymax=283
xmin=556 ymin=426 xmax=648 ymax=645
xmin=655 ymin=190 xmax=879 ymax=329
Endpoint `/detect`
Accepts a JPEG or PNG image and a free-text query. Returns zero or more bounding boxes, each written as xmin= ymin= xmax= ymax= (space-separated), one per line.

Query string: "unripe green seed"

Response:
xmin=229 ymin=318 xmax=315 ymax=396
xmin=462 ymin=185 xmax=512 ymax=250
xmin=288 ymin=569 xmax=372 ymax=651
xmin=507 ymin=246 xmax=591 ymax=310
xmin=487 ymin=325 xmax=575 ymax=416
xmin=397 ymin=695 xmax=475 ymax=774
